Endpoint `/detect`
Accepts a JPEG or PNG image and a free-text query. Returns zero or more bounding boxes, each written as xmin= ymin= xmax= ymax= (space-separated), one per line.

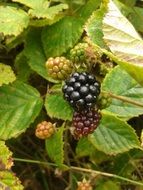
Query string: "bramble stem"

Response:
xmin=14 ymin=157 xmax=57 ymax=167
xmin=14 ymin=158 xmax=143 ymax=187
xmin=103 ymin=91 xmax=143 ymax=107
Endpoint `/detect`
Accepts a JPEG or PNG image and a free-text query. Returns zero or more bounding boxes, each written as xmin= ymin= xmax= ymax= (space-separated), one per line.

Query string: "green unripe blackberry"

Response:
xmin=99 ymin=54 xmax=114 ymax=76
xmin=46 ymin=57 xmax=73 ymax=80
xmin=70 ymin=43 xmax=101 ymax=68
xmin=97 ymin=93 xmax=112 ymax=109
xmin=70 ymin=43 xmax=88 ymax=64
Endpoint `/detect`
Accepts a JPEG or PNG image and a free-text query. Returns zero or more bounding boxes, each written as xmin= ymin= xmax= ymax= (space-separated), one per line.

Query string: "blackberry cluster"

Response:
xmin=46 ymin=57 xmax=73 ymax=80
xmin=72 ymin=109 xmax=101 ymax=139
xmin=62 ymin=72 xmax=100 ymax=110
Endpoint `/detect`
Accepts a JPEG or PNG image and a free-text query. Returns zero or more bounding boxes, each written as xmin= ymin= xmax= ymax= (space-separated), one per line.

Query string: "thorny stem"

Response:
xmin=102 ymin=91 xmax=143 ymax=108
xmin=14 ymin=158 xmax=143 ymax=187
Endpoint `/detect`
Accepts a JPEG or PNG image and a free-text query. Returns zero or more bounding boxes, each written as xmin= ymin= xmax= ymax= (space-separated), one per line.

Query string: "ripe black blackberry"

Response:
xmin=72 ymin=108 xmax=101 ymax=139
xmin=62 ymin=72 xmax=100 ymax=110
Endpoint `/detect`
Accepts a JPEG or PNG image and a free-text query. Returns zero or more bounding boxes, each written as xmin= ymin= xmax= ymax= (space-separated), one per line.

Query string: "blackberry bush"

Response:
xmin=72 ymin=108 xmax=101 ymax=139
xmin=62 ymin=72 xmax=100 ymax=110
xmin=46 ymin=56 xmax=73 ymax=80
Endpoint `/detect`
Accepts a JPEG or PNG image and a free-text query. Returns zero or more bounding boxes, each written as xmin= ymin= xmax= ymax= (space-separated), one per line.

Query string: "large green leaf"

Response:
xmin=0 ymin=81 xmax=43 ymax=140
xmin=45 ymin=93 xmax=73 ymax=121
xmin=0 ymin=63 xmax=16 ymax=86
xmin=45 ymin=125 xmax=64 ymax=166
xmin=102 ymin=0 xmax=143 ymax=86
xmin=0 ymin=6 xmax=29 ymax=36
xmin=85 ymin=0 xmax=108 ymax=47
xmin=102 ymin=66 xmax=143 ymax=119
xmin=13 ymin=0 xmax=68 ymax=19
xmin=42 ymin=0 xmax=101 ymax=57
xmin=0 ymin=141 xmax=13 ymax=170
xmin=88 ymin=114 xmax=140 ymax=155
xmin=0 ymin=171 xmax=23 ymax=190
xmin=24 ymin=28 xmax=58 ymax=82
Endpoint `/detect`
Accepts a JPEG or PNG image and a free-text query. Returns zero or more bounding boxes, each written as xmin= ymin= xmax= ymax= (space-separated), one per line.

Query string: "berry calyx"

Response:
xmin=35 ymin=121 xmax=55 ymax=139
xmin=62 ymin=72 xmax=100 ymax=110
xmin=46 ymin=57 xmax=73 ymax=80
xmin=72 ymin=108 xmax=101 ymax=139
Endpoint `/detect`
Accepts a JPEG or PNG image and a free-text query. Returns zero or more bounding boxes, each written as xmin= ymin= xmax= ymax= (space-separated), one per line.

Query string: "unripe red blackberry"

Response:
xmin=35 ymin=121 xmax=55 ymax=139
xmin=77 ymin=179 xmax=93 ymax=190
xmin=46 ymin=57 xmax=73 ymax=80
xmin=72 ymin=108 xmax=101 ymax=139
xmin=62 ymin=72 xmax=100 ymax=110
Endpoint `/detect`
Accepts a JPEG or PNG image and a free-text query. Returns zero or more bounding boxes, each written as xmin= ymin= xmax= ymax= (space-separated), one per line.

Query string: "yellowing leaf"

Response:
xmin=12 ymin=0 xmax=68 ymax=19
xmin=0 ymin=141 xmax=13 ymax=170
xmin=0 ymin=6 xmax=29 ymax=36
xmin=0 ymin=63 xmax=16 ymax=86
xmin=0 ymin=171 xmax=24 ymax=190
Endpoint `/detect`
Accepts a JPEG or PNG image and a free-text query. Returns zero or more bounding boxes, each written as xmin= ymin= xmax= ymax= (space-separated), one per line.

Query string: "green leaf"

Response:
xmin=0 ymin=63 xmax=16 ymax=86
xmin=13 ymin=0 xmax=68 ymax=19
xmin=96 ymin=180 xmax=121 ymax=190
xmin=0 ymin=171 xmax=24 ymax=190
xmin=102 ymin=0 xmax=143 ymax=86
xmin=102 ymin=66 xmax=143 ymax=119
xmin=42 ymin=0 xmax=101 ymax=57
xmin=112 ymin=149 xmax=143 ymax=177
xmin=85 ymin=0 xmax=108 ymax=47
xmin=45 ymin=125 xmax=64 ymax=166
xmin=14 ymin=52 xmax=32 ymax=82
xmin=76 ymin=138 xmax=95 ymax=157
xmin=0 ymin=81 xmax=43 ymax=140
xmin=24 ymin=28 xmax=58 ymax=82
xmin=45 ymin=93 xmax=73 ymax=121
xmin=88 ymin=113 xmax=140 ymax=155
xmin=76 ymin=138 xmax=108 ymax=163
xmin=0 ymin=141 xmax=13 ymax=170
xmin=0 ymin=6 xmax=29 ymax=36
